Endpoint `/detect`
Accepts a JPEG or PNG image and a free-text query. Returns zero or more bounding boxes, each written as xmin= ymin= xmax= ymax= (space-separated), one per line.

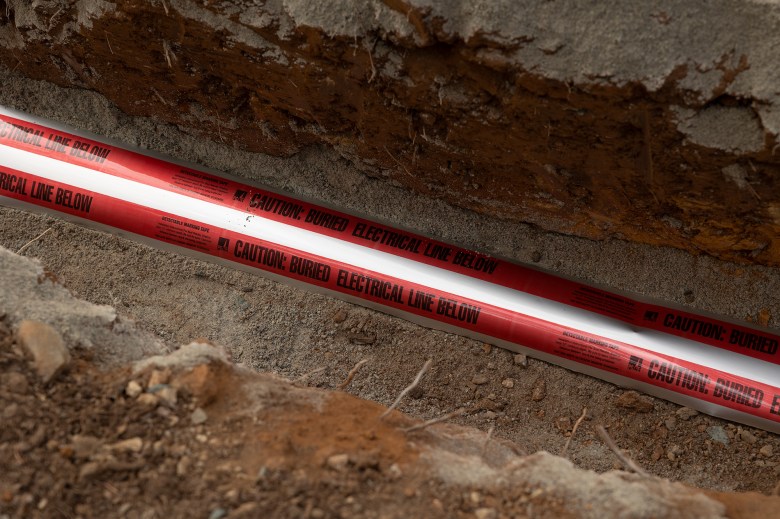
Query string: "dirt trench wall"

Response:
xmin=3 ymin=1 xmax=780 ymax=265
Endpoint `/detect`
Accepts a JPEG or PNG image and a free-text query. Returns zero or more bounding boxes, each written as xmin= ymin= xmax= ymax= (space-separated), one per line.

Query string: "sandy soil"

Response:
xmin=1 ymin=70 xmax=779 ymax=495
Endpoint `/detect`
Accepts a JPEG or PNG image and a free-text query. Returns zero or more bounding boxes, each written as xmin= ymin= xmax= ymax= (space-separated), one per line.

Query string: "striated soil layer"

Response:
xmin=2 ymin=1 xmax=780 ymax=264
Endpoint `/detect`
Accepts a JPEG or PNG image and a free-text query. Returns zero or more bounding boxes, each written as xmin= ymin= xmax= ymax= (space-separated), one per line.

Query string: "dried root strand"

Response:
xmin=561 ymin=407 xmax=588 ymax=457
xmin=596 ymin=425 xmax=648 ymax=477
xmin=379 ymin=359 xmax=432 ymax=419
xmin=337 ymin=358 xmax=369 ymax=390
xmin=402 ymin=408 xmax=465 ymax=433
xmin=17 ymin=228 xmax=52 ymax=255
xmin=294 ymin=367 xmax=326 ymax=385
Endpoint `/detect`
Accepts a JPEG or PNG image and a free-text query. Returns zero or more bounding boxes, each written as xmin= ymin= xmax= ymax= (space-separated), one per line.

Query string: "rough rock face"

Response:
xmin=2 ymin=1 xmax=780 ymax=264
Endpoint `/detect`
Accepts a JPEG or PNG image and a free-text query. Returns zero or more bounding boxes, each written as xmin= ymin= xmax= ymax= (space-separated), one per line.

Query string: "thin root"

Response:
xmin=402 ymin=408 xmax=465 ymax=433
xmin=17 ymin=228 xmax=53 ymax=255
xmin=596 ymin=425 xmax=648 ymax=477
xmin=383 ymin=146 xmax=411 ymax=176
xmin=561 ymin=407 xmax=588 ymax=457
xmin=379 ymin=359 xmax=432 ymax=419
xmin=480 ymin=425 xmax=495 ymax=458
xmin=337 ymin=358 xmax=369 ymax=390
xmin=294 ymin=367 xmax=326 ymax=385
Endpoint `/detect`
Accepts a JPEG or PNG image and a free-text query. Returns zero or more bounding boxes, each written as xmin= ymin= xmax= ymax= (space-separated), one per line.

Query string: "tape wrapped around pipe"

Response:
xmin=1 ymin=106 xmax=779 ymax=432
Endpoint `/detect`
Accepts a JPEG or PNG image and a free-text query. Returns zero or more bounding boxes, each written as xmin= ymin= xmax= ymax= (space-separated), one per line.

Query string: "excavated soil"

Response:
xmin=1 ymin=316 xmax=779 ymax=519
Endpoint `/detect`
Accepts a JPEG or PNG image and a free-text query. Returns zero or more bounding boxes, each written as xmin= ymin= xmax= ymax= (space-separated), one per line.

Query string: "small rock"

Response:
xmin=615 ymin=391 xmax=654 ymax=413
xmin=531 ymin=251 xmax=542 ymax=263
xmin=16 ymin=320 xmax=70 ymax=383
xmin=326 ymin=453 xmax=350 ymax=471
xmin=501 ymin=378 xmax=514 ymax=388
xmin=664 ymin=418 xmax=677 ymax=431
xmin=531 ymin=377 xmax=546 ymax=401
xmin=475 ymin=508 xmax=497 ymax=519
xmin=471 ymin=374 xmax=489 ymax=385
xmin=332 ymin=310 xmax=347 ymax=323
xmin=191 ymin=407 xmax=208 ymax=425
xmin=125 ymin=380 xmax=143 ymax=398
xmin=151 ymin=385 xmax=177 ymax=407
xmin=347 ymin=332 xmax=376 ymax=345
xmin=208 ymin=508 xmax=227 ymax=519
xmin=482 ymin=344 xmax=492 ymax=354
xmin=706 ymin=426 xmax=729 ymax=446
xmin=386 ymin=463 xmax=402 ymax=479
xmin=513 ymin=354 xmax=528 ymax=367
xmin=3 ymin=402 xmax=18 ymax=419
xmin=231 ymin=503 xmax=258 ymax=517
xmin=5 ymin=372 xmax=29 ymax=394
xmin=651 ymin=445 xmax=664 ymax=462
xmin=667 ymin=444 xmax=682 ymax=461
xmin=136 ymin=393 xmax=159 ymax=408
xmin=176 ymin=456 xmax=192 ymax=476
xmin=79 ymin=461 xmax=103 ymax=480
xmin=737 ymin=428 xmax=758 ymax=444
xmin=148 ymin=369 xmax=170 ymax=387
xmin=759 ymin=445 xmax=774 ymax=457
xmin=676 ymin=407 xmax=699 ymax=420
xmin=408 ymin=385 xmax=424 ymax=399
xmin=109 ymin=437 xmax=143 ymax=453
xmin=69 ymin=435 xmax=103 ymax=459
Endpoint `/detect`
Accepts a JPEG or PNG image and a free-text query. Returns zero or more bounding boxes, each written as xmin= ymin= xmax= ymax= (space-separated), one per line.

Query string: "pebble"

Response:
xmin=16 ymin=320 xmax=70 ymax=383
xmin=759 ymin=445 xmax=774 ymax=457
xmin=501 ymin=378 xmax=514 ymax=388
xmin=513 ymin=354 xmax=528 ymax=367
xmin=474 ymin=508 xmax=497 ymax=519
xmin=676 ymin=407 xmax=699 ymax=420
xmin=706 ymin=426 xmax=729 ymax=446
xmin=109 ymin=437 xmax=143 ymax=453
xmin=136 ymin=393 xmax=159 ymax=408
xmin=176 ymin=456 xmax=192 ymax=476
xmin=5 ymin=372 xmax=28 ymax=394
xmin=191 ymin=407 xmax=208 ymax=425
xmin=69 ymin=435 xmax=103 ymax=459
xmin=125 ymin=380 xmax=143 ymax=398
xmin=387 ymin=463 xmax=402 ymax=479
xmin=231 ymin=503 xmax=258 ymax=517
xmin=332 ymin=310 xmax=347 ymax=323
xmin=615 ymin=391 xmax=654 ymax=413
xmin=155 ymin=386 xmax=178 ymax=407
xmin=326 ymin=453 xmax=350 ymax=471
xmin=148 ymin=369 xmax=170 ymax=387
xmin=737 ymin=429 xmax=758 ymax=444
xmin=471 ymin=374 xmax=489 ymax=385
xmin=531 ymin=377 xmax=546 ymax=401
xmin=3 ymin=403 xmax=18 ymax=419
xmin=667 ymin=444 xmax=682 ymax=461
xmin=651 ymin=445 xmax=664 ymax=462
xmin=208 ymin=508 xmax=227 ymax=519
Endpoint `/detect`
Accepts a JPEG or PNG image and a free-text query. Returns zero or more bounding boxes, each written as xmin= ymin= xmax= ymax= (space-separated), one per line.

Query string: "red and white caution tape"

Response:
xmin=1 ymin=106 xmax=779 ymax=432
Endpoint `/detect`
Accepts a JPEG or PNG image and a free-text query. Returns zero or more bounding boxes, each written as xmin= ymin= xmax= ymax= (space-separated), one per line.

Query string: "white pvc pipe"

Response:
xmin=1 ymin=105 xmax=779 ymax=432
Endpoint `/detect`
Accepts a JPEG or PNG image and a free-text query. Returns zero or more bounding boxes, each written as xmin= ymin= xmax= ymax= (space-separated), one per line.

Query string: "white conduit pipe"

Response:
xmin=0 ymin=106 xmax=779 ymax=433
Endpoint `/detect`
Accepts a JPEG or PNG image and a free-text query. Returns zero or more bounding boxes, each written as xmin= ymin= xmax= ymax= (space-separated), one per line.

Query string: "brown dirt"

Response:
xmin=3 ymin=316 xmax=780 ymax=519
xmin=3 ymin=2 xmax=780 ymax=265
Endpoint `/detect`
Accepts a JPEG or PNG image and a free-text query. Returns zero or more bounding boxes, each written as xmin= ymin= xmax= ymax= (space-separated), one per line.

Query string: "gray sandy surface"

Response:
xmin=1 ymin=69 xmax=779 ymax=492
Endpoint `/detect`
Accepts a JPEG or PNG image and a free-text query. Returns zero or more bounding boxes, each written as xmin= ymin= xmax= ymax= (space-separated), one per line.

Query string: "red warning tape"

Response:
xmin=1 ymin=107 xmax=779 ymax=432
